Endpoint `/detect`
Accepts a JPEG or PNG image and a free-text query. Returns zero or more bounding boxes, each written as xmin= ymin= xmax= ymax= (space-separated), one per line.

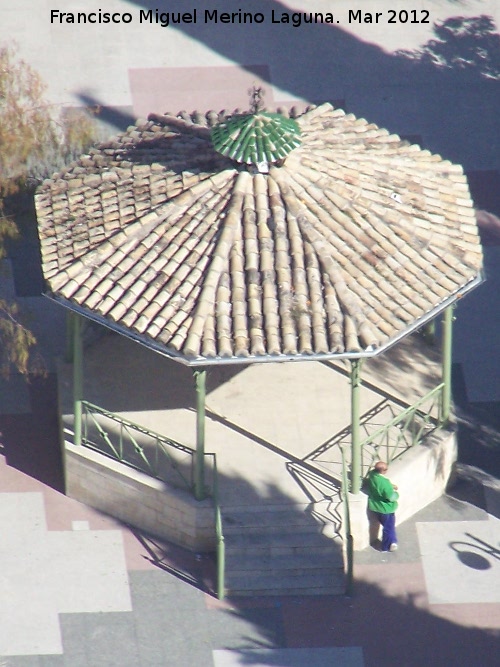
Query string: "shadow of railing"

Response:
xmin=449 ymin=531 xmax=500 ymax=571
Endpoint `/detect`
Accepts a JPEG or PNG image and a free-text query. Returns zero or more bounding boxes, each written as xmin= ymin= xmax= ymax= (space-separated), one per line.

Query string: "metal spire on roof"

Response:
xmin=210 ymin=87 xmax=301 ymax=170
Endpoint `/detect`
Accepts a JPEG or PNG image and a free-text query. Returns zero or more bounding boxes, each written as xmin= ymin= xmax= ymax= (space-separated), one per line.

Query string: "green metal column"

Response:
xmin=441 ymin=305 xmax=454 ymax=426
xmin=350 ymin=359 xmax=363 ymax=494
xmin=73 ymin=314 xmax=83 ymax=446
xmin=194 ymin=369 xmax=207 ymax=500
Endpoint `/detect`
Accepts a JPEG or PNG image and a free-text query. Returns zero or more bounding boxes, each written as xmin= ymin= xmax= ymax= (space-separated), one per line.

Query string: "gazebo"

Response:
xmin=36 ymin=101 xmax=483 ymax=596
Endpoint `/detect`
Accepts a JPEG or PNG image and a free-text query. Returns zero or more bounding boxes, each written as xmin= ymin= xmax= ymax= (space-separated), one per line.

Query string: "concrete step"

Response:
xmin=222 ymin=504 xmax=335 ymax=535
xmin=225 ymin=569 xmax=346 ymax=597
xmin=225 ymin=530 xmax=343 ymax=559
xmin=221 ymin=503 xmax=346 ymax=596
xmin=226 ymin=550 xmax=343 ymax=576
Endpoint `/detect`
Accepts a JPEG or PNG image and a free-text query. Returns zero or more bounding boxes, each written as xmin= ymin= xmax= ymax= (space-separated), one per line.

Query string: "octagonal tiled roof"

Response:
xmin=36 ymin=103 xmax=482 ymax=364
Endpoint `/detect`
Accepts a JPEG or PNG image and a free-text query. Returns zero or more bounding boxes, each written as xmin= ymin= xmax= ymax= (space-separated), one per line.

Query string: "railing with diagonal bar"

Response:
xmin=81 ymin=400 xmax=195 ymax=491
xmin=359 ymin=382 xmax=445 ymax=478
xmin=77 ymin=400 xmax=226 ymax=599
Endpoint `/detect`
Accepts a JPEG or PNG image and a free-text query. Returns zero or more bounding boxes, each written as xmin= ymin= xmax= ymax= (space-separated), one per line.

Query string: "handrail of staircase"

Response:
xmin=206 ymin=452 xmax=225 ymax=600
xmin=340 ymin=445 xmax=354 ymax=596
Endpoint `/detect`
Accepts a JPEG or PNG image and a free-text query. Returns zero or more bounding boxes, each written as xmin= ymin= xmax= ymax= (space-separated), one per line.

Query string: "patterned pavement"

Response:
xmin=0 ymin=494 xmax=131 ymax=656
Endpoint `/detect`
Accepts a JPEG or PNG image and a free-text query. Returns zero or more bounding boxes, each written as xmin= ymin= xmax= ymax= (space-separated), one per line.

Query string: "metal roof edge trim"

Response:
xmin=364 ymin=271 xmax=484 ymax=362
xmin=45 ymin=272 xmax=483 ymax=368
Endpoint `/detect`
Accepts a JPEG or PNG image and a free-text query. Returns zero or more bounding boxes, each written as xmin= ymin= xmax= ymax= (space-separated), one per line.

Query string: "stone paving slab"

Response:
xmin=1 ymin=2 xmax=499 ymax=665
xmin=0 ymin=492 xmax=131 ymax=656
xmin=417 ymin=515 xmax=500 ymax=605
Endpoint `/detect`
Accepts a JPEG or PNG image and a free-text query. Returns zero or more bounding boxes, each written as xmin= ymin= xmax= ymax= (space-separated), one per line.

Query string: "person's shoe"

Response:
xmin=389 ymin=543 xmax=398 ymax=552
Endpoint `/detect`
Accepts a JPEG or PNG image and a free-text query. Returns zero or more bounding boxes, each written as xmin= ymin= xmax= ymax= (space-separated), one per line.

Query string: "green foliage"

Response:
xmin=0 ymin=300 xmax=37 ymax=377
xmin=398 ymin=15 xmax=500 ymax=80
xmin=0 ymin=44 xmax=98 ymax=375
xmin=0 ymin=215 xmax=19 ymax=260
xmin=0 ymin=45 xmax=57 ymax=197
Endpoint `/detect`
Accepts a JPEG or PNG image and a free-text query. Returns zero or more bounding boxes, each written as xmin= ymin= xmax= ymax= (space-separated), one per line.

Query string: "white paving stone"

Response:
xmin=417 ymin=515 xmax=500 ymax=605
xmin=0 ymin=493 xmax=131 ymax=656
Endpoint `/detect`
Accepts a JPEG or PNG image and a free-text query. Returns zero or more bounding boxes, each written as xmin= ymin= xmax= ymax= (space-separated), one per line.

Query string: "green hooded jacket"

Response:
xmin=367 ymin=470 xmax=399 ymax=514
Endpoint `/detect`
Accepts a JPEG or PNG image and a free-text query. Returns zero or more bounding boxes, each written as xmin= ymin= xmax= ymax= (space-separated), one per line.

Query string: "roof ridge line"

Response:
xmin=148 ymin=112 xmax=212 ymax=139
xmin=183 ymin=171 xmax=252 ymax=357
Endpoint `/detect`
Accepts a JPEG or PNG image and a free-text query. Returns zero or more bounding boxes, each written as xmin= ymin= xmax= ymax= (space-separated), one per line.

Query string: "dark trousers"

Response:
xmin=375 ymin=512 xmax=397 ymax=551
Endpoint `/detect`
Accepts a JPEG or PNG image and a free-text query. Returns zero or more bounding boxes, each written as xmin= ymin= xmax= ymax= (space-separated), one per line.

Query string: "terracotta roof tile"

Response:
xmin=36 ymin=103 xmax=483 ymax=363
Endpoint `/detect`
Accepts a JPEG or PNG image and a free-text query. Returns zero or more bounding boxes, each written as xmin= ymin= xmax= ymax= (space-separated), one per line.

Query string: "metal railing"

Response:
xmin=359 ymin=382 xmax=445 ymax=477
xmin=340 ymin=445 xmax=354 ymax=596
xmin=81 ymin=400 xmax=195 ymax=491
xmin=78 ymin=400 xmax=226 ymax=599
xmin=206 ymin=453 xmax=225 ymax=599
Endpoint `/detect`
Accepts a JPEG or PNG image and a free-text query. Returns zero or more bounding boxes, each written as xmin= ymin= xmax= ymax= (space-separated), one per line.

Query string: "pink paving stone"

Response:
xmin=0 ymin=452 xmax=161 ymax=573
xmin=353 ymin=562 xmax=428 ymax=608
xmin=205 ymin=594 xmax=280 ymax=611
xmin=0 ymin=374 xmax=212 ymax=581
xmin=429 ymin=602 xmax=500 ymax=630
xmin=42 ymin=486 xmax=122 ymax=532
xmin=0 ymin=375 xmax=64 ymax=491
xmin=42 ymin=489 xmax=188 ymax=573
xmin=281 ymin=562 xmax=500 ymax=666
xmin=43 ymin=490 xmax=203 ymax=575
xmin=281 ymin=563 xmax=428 ymax=649
xmin=281 ymin=594 xmax=357 ymax=647
xmin=129 ymin=64 xmax=274 ymax=118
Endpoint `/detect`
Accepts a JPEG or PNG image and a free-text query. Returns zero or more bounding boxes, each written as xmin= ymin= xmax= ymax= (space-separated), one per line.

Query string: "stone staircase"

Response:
xmin=222 ymin=503 xmax=346 ymax=597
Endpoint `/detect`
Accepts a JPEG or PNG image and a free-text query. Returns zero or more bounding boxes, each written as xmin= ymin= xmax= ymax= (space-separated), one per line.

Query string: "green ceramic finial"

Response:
xmin=211 ymin=90 xmax=301 ymax=168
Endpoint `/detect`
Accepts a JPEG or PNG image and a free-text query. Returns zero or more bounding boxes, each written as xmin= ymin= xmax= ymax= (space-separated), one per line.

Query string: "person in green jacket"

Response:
xmin=367 ymin=461 xmax=399 ymax=552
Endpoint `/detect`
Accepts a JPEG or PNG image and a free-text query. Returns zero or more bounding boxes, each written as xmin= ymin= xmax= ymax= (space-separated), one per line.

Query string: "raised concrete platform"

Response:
xmin=348 ymin=429 xmax=457 ymax=551
xmin=64 ymin=440 xmax=216 ymax=551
